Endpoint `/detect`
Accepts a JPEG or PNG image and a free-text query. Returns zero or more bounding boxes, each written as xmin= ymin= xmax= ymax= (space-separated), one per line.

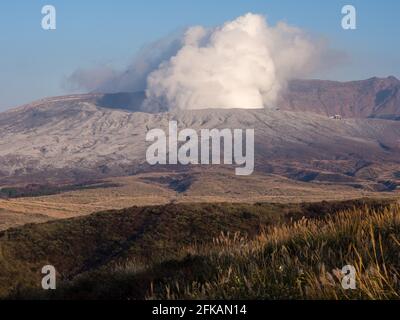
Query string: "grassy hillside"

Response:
xmin=0 ymin=181 xmax=119 ymax=199
xmin=0 ymin=199 xmax=398 ymax=300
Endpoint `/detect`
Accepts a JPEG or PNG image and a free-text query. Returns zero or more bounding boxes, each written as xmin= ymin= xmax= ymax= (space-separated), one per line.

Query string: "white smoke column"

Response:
xmin=146 ymin=13 xmax=322 ymax=110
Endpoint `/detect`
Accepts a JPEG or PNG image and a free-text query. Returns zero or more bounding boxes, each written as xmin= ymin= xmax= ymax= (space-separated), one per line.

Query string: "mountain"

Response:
xmin=0 ymin=77 xmax=400 ymax=191
xmin=88 ymin=76 xmax=400 ymax=118
xmin=278 ymin=76 xmax=400 ymax=119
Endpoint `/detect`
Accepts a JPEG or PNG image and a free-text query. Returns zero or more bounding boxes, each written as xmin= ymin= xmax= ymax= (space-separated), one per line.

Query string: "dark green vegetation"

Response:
xmin=0 ymin=199 xmax=399 ymax=300
xmin=0 ymin=181 xmax=119 ymax=199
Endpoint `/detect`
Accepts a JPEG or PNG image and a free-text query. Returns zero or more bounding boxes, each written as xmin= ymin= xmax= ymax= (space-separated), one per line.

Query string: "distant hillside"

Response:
xmin=278 ymin=77 xmax=400 ymax=119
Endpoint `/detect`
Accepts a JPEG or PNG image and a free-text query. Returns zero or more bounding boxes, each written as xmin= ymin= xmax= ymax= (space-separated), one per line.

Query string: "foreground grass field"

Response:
xmin=0 ymin=199 xmax=399 ymax=299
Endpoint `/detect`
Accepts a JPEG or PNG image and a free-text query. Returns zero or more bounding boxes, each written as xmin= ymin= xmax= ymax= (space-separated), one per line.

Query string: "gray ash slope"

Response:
xmin=0 ymin=77 xmax=400 ymax=190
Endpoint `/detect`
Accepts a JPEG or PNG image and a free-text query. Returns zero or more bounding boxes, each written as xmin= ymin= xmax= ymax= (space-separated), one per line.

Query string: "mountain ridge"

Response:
xmin=4 ymin=76 xmax=399 ymax=117
xmin=278 ymin=76 xmax=400 ymax=119
xmin=0 ymin=77 xmax=399 ymax=189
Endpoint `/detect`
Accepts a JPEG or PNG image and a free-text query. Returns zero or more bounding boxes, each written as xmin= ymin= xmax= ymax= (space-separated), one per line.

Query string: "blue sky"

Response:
xmin=0 ymin=0 xmax=399 ymax=110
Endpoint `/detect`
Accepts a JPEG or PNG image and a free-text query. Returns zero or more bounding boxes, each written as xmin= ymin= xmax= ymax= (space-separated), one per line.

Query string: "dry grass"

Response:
xmin=2 ymin=199 xmax=399 ymax=300
xmin=146 ymin=205 xmax=400 ymax=300
xmin=1 ymin=170 xmax=395 ymax=231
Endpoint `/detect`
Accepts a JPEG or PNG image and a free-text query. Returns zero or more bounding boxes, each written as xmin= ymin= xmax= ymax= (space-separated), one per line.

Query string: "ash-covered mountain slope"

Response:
xmin=1 ymin=84 xmax=400 ymax=189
